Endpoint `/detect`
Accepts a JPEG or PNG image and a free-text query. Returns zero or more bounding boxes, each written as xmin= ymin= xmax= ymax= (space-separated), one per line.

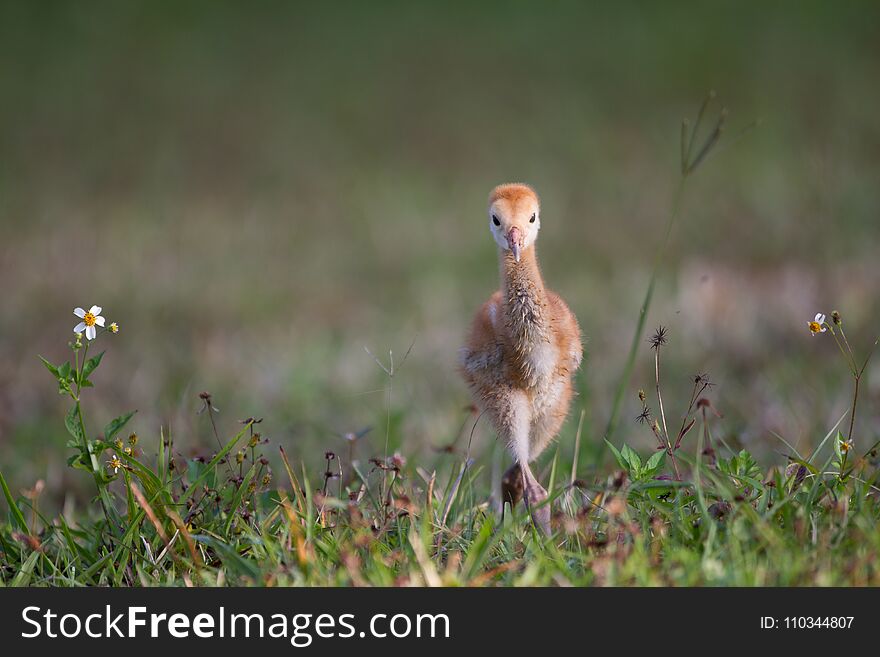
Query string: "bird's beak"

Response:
xmin=507 ymin=227 xmax=522 ymax=263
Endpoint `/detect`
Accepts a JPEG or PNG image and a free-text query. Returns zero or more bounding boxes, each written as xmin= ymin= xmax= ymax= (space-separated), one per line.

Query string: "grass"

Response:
xmin=3 ymin=320 xmax=880 ymax=586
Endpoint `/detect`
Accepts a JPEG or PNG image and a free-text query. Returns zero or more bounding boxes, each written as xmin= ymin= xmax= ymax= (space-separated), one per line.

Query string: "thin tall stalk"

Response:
xmin=603 ymin=92 xmax=732 ymax=447
xmin=72 ymin=340 xmax=119 ymax=542
xmin=823 ymin=315 xmax=880 ymax=475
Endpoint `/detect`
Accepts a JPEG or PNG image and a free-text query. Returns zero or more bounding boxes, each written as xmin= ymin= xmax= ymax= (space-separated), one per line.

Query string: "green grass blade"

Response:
xmin=0 ymin=468 xmax=30 ymax=533
xmin=11 ymin=551 xmax=41 ymax=586
xmin=179 ymin=422 xmax=252 ymax=505
xmin=224 ymin=463 xmax=257 ymax=537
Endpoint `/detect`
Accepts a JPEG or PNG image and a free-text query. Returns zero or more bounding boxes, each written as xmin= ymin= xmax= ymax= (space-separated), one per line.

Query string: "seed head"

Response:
xmin=649 ymin=326 xmax=668 ymax=350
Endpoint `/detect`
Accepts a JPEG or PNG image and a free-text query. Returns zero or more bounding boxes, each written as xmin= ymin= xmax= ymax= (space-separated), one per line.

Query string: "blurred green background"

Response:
xmin=1 ymin=0 xmax=879 ymax=505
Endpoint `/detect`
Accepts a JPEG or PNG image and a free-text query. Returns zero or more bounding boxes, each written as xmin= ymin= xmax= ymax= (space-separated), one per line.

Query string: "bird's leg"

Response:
xmin=501 ymin=462 xmax=524 ymax=509
xmin=519 ymin=460 xmax=551 ymax=535
xmin=501 ymin=391 xmax=551 ymax=534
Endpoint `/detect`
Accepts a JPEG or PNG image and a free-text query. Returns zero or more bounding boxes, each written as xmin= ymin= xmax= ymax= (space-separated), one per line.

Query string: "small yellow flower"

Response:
xmin=109 ymin=322 xmax=119 ymax=334
xmin=839 ymin=438 xmax=853 ymax=454
xmin=107 ymin=455 xmax=122 ymax=474
xmin=123 ymin=446 xmax=132 ymax=455
xmin=808 ymin=313 xmax=827 ymax=335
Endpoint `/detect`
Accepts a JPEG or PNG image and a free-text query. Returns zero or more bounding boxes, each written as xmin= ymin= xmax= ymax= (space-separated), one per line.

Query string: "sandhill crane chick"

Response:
xmin=460 ymin=183 xmax=583 ymax=533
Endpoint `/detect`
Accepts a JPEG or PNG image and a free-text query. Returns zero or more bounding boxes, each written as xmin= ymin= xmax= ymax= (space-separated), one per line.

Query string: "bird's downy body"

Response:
xmin=460 ymin=183 xmax=582 ymax=532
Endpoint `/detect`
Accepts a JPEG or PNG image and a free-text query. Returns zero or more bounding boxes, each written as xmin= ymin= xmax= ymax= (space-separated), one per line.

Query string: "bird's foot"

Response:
xmin=501 ymin=462 xmax=524 ymax=509
xmin=524 ymin=481 xmax=551 ymax=535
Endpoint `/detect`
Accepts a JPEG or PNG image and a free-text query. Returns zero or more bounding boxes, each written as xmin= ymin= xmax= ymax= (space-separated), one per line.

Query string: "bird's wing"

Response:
xmin=460 ymin=292 xmax=505 ymax=375
xmin=546 ymin=291 xmax=583 ymax=371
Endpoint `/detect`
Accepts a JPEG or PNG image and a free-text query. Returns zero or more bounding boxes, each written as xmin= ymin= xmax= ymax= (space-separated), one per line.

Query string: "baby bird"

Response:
xmin=460 ymin=183 xmax=583 ymax=533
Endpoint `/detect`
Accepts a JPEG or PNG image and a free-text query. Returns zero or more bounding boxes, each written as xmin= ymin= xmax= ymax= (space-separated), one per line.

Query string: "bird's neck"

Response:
xmin=499 ymin=246 xmax=549 ymax=350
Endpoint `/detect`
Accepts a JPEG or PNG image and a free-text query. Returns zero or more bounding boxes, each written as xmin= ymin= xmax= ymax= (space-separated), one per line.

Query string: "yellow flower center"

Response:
xmin=808 ymin=321 xmax=822 ymax=334
xmin=83 ymin=312 xmax=97 ymax=327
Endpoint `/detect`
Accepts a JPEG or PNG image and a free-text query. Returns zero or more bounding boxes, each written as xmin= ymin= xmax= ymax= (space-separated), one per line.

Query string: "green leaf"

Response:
xmin=39 ymin=355 xmax=60 ymax=378
xmin=67 ymin=453 xmax=92 ymax=472
xmin=65 ymin=405 xmax=85 ymax=443
xmin=104 ymin=410 xmax=137 ymax=442
xmin=620 ymin=444 xmax=642 ymax=473
xmin=604 ymin=439 xmax=627 ymax=470
xmin=833 ymin=431 xmax=845 ymax=460
xmin=80 ymin=351 xmax=105 ymax=383
xmin=644 ymin=449 xmax=666 ymax=475
xmin=58 ymin=361 xmax=72 ymax=381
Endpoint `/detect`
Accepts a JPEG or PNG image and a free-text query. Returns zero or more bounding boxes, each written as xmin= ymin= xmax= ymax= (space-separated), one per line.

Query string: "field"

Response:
xmin=1 ymin=1 xmax=880 ymax=586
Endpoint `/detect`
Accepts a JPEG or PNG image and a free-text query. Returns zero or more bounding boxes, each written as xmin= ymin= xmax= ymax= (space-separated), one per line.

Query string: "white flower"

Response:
xmin=73 ymin=305 xmax=105 ymax=341
xmin=808 ymin=313 xmax=827 ymax=336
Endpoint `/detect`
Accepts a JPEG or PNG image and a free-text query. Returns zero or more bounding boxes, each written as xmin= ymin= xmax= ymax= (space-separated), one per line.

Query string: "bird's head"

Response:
xmin=488 ymin=183 xmax=540 ymax=263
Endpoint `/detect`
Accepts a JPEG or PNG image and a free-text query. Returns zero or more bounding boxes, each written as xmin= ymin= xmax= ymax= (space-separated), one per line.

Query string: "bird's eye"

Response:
xmin=492 ymin=215 xmax=500 ymax=226
xmin=530 ymin=213 xmax=536 ymax=223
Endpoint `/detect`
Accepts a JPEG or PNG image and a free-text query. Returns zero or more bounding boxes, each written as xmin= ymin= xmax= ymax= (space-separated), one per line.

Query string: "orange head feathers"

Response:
xmin=488 ymin=183 xmax=541 ymax=262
